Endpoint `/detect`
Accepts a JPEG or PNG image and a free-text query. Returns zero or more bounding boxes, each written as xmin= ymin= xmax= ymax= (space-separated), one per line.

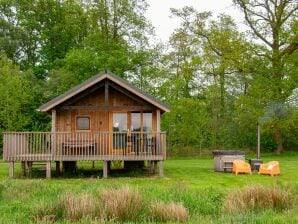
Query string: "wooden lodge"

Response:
xmin=3 ymin=70 xmax=170 ymax=178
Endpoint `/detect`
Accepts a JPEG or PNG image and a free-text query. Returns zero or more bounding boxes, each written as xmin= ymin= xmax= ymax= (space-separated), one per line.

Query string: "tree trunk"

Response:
xmin=219 ymin=72 xmax=225 ymax=119
xmin=272 ymin=123 xmax=283 ymax=154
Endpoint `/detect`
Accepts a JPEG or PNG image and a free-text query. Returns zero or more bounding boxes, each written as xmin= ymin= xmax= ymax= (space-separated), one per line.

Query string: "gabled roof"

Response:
xmin=39 ymin=70 xmax=171 ymax=113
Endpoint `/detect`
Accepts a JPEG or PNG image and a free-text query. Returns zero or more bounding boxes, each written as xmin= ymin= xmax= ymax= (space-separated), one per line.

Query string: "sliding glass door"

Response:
xmin=112 ymin=112 xmax=152 ymax=154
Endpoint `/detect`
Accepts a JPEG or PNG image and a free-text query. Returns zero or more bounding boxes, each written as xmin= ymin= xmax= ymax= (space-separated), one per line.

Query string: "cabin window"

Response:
xmin=142 ymin=113 xmax=152 ymax=132
xmin=131 ymin=113 xmax=141 ymax=132
xmin=76 ymin=116 xmax=90 ymax=130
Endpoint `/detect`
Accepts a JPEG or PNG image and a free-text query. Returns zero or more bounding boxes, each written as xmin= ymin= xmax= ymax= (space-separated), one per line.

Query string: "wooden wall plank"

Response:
xmin=56 ymin=80 xmax=157 ymax=133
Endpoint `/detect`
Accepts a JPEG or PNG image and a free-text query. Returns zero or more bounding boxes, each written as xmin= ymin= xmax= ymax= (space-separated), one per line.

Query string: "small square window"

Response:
xmin=76 ymin=116 xmax=90 ymax=130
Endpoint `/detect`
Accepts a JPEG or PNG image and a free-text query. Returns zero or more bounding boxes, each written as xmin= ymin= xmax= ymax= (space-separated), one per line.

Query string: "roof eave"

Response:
xmin=39 ymin=70 xmax=171 ymax=113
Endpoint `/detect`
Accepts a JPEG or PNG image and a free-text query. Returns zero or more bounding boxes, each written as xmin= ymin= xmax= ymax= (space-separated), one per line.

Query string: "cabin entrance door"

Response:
xmin=111 ymin=112 xmax=153 ymax=155
xmin=112 ymin=113 xmax=128 ymax=154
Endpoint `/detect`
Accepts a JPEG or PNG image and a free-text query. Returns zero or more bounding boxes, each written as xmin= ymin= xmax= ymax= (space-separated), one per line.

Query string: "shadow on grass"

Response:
xmin=27 ymin=167 xmax=154 ymax=179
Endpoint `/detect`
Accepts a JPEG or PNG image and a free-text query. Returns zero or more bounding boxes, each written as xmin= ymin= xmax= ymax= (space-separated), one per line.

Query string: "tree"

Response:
xmin=46 ymin=0 xmax=156 ymax=97
xmin=234 ymin=0 xmax=298 ymax=153
xmin=0 ymin=54 xmax=49 ymax=135
xmin=161 ymin=98 xmax=211 ymax=152
xmin=168 ymin=7 xmax=252 ymax=148
xmin=0 ymin=0 xmax=89 ymax=77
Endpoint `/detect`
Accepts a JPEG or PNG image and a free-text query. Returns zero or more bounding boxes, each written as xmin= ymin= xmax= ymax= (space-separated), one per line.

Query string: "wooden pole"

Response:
xmin=149 ymin=161 xmax=156 ymax=174
xmin=257 ymin=123 xmax=261 ymax=159
xmin=46 ymin=161 xmax=51 ymax=179
xmin=156 ymin=110 xmax=161 ymax=157
xmin=103 ymin=161 xmax=108 ymax=178
xmin=9 ymin=161 xmax=14 ymax=178
xmin=156 ymin=110 xmax=160 ymax=132
xmin=52 ymin=110 xmax=56 ymax=159
xmin=21 ymin=161 xmax=26 ymax=177
xmin=27 ymin=161 xmax=32 ymax=177
xmin=159 ymin=160 xmax=164 ymax=177
xmin=51 ymin=110 xmax=56 ymax=132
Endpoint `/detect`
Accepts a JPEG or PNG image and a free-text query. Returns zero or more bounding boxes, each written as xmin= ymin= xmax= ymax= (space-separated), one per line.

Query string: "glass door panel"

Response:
xmin=142 ymin=113 xmax=152 ymax=152
xmin=112 ymin=113 xmax=127 ymax=150
xmin=131 ymin=113 xmax=141 ymax=132
xmin=143 ymin=113 xmax=152 ymax=132
xmin=131 ymin=113 xmax=141 ymax=154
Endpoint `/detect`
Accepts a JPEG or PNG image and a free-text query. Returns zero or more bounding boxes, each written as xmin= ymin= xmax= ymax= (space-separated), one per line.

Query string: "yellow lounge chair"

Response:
xmin=259 ymin=161 xmax=280 ymax=176
xmin=232 ymin=160 xmax=252 ymax=175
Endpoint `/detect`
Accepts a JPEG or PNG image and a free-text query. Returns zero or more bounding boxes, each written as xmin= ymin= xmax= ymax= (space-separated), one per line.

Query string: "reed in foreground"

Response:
xmin=59 ymin=193 xmax=99 ymax=221
xmin=150 ymin=201 xmax=188 ymax=222
xmin=223 ymin=185 xmax=296 ymax=214
xmin=100 ymin=186 xmax=144 ymax=222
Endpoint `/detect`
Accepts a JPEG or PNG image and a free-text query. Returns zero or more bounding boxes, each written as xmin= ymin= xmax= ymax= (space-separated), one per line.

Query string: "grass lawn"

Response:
xmin=0 ymin=153 xmax=297 ymax=223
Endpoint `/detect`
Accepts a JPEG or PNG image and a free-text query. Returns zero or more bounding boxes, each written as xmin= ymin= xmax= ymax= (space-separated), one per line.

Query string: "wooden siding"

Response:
xmin=55 ymin=82 xmax=157 ymax=133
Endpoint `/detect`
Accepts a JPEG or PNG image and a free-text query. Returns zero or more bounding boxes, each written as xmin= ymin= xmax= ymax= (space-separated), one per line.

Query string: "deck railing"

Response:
xmin=3 ymin=132 xmax=166 ymax=161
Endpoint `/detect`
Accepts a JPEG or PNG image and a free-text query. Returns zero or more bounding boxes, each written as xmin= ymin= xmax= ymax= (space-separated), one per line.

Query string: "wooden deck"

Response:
xmin=3 ymin=131 xmax=166 ymax=161
xmin=3 ymin=131 xmax=166 ymax=178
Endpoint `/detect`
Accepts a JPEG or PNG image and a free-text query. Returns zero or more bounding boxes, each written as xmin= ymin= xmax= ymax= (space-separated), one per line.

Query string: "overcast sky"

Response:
xmin=146 ymin=0 xmax=246 ymax=42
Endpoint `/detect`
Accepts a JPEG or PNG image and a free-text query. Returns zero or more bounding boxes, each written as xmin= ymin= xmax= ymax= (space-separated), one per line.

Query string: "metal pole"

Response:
xmin=257 ymin=123 xmax=260 ymax=159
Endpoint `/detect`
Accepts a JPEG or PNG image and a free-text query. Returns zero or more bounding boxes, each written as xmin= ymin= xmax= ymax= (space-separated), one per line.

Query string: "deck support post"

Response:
xmin=159 ymin=160 xmax=164 ymax=177
xmin=9 ymin=161 xmax=14 ymax=178
xmin=56 ymin=161 xmax=60 ymax=175
xmin=103 ymin=161 xmax=109 ymax=178
xmin=154 ymin=161 xmax=158 ymax=173
xmin=27 ymin=161 xmax=32 ymax=177
xmin=46 ymin=161 xmax=51 ymax=179
xmin=149 ymin=161 xmax=156 ymax=174
xmin=21 ymin=161 xmax=26 ymax=177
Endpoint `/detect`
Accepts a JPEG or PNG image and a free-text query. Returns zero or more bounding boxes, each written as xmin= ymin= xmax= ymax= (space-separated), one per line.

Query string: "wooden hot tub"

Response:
xmin=212 ymin=150 xmax=245 ymax=172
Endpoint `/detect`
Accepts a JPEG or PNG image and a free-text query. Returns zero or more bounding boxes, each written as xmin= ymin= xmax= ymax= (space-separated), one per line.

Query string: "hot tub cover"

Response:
xmin=212 ymin=150 xmax=245 ymax=156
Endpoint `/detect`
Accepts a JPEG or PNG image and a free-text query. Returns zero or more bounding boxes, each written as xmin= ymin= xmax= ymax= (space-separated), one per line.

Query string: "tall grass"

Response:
xmin=100 ymin=186 xmax=144 ymax=222
xmin=33 ymin=202 xmax=58 ymax=223
xmin=59 ymin=193 xmax=99 ymax=221
xmin=223 ymin=185 xmax=296 ymax=214
xmin=150 ymin=201 xmax=188 ymax=222
xmin=34 ymin=193 xmax=101 ymax=222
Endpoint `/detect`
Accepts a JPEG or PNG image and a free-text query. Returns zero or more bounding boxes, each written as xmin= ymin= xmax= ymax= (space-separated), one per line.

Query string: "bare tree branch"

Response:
xmin=235 ymin=0 xmax=273 ymax=47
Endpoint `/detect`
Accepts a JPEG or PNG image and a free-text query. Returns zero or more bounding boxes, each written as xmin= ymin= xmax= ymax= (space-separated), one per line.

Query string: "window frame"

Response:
xmin=76 ymin=115 xmax=91 ymax=131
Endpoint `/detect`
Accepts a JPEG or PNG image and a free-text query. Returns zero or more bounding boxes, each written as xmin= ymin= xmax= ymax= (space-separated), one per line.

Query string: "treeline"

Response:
xmin=0 ymin=0 xmax=297 ymax=154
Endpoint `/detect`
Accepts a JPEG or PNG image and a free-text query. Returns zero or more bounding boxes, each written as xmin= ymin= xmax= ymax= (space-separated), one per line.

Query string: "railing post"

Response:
xmin=51 ymin=110 xmax=56 ymax=160
xmin=156 ymin=110 xmax=161 ymax=157
xmin=163 ymin=134 xmax=167 ymax=159
xmin=51 ymin=132 xmax=56 ymax=161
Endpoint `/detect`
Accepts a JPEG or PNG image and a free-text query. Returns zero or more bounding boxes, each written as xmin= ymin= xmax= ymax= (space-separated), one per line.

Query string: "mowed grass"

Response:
xmin=0 ymin=153 xmax=297 ymax=223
